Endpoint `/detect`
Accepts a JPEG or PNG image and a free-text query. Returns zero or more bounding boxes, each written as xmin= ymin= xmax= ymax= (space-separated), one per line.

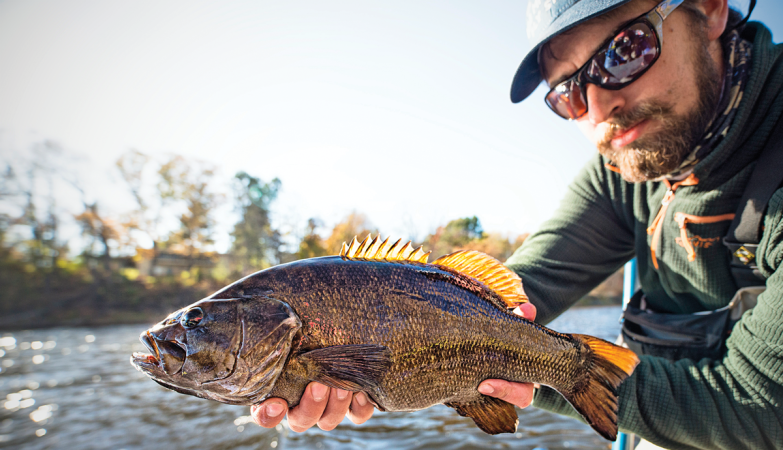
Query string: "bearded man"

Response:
xmin=251 ymin=0 xmax=783 ymax=448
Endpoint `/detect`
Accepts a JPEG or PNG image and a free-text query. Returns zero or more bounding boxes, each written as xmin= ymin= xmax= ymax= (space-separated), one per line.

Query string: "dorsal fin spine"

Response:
xmin=387 ymin=239 xmax=403 ymax=259
xmin=366 ymin=237 xmax=383 ymax=259
xmin=359 ymin=234 xmax=372 ymax=251
xmin=338 ymin=234 xmax=431 ymax=264
xmin=377 ymin=236 xmax=392 ymax=257
xmin=337 ymin=237 xmax=527 ymax=308
xmin=347 ymin=237 xmax=360 ymax=257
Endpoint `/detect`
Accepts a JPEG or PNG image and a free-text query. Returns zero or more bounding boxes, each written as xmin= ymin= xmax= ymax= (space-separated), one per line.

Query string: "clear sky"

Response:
xmin=1 ymin=0 xmax=780 ymax=252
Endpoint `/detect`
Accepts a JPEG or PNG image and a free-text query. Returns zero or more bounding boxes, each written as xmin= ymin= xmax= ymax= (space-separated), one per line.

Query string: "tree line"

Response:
xmin=0 ymin=145 xmax=533 ymax=328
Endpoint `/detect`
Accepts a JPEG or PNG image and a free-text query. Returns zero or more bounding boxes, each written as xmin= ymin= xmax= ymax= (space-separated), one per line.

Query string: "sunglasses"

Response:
xmin=544 ymin=0 xmax=686 ymax=120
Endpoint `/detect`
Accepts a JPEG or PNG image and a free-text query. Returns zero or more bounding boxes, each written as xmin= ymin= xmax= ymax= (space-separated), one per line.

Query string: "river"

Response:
xmin=0 ymin=305 xmax=622 ymax=450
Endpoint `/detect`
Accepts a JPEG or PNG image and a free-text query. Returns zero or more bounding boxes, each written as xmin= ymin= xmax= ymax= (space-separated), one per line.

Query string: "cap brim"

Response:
xmin=510 ymin=0 xmax=633 ymax=103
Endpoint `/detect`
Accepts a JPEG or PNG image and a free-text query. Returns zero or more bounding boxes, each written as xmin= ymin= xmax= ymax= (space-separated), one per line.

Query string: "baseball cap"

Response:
xmin=510 ymin=0 xmax=634 ymax=103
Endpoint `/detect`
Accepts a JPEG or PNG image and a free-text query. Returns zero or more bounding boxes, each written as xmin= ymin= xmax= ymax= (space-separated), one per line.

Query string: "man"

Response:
xmin=252 ymin=0 xmax=783 ymax=447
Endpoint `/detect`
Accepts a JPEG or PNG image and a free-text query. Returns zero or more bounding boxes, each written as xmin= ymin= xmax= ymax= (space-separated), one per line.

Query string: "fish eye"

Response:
xmin=180 ymin=307 xmax=204 ymax=329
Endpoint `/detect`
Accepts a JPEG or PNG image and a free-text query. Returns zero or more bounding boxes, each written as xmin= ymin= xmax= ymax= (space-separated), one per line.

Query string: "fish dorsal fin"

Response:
xmin=339 ymin=234 xmax=431 ymax=264
xmin=433 ymin=250 xmax=528 ymax=308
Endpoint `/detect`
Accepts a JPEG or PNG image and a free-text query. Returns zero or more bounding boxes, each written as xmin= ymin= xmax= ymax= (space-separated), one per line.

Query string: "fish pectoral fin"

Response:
xmin=300 ymin=344 xmax=391 ymax=392
xmin=445 ymin=395 xmax=518 ymax=435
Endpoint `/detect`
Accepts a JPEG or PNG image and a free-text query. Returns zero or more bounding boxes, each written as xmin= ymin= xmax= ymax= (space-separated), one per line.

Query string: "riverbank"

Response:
xmin=0 ymin=256 xmax=620 ymax=331
xmin=0 ymin=266 xmax=222 ymax=330
xmin=1 ymin=293 xmax=621 ymax=330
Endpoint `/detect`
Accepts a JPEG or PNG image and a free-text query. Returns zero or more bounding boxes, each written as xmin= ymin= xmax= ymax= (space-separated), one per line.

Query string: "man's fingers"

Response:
xmin=477 ymin=380 xmax=535 ymax=408
xmin=346 ymin=392 xmax=374 ymax=425
xmin=251 ymin=399 xmax=288 ymax=428
xmin=316 ymin=388 xmax=353 ymax=431
xmin=513 ymin=302 xmax=537 ymax=321
xmin=288 ymin=382 xmax=330 ymax=432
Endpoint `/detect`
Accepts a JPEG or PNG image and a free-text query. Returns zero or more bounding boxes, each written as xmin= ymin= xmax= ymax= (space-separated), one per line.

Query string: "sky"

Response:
xmin=0 ymin=0 xmax=780 ymax=252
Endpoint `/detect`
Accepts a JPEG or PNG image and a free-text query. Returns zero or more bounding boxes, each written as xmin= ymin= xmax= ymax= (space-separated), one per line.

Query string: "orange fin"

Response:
xmin=433 ymin=250 xmax=528 ymax=308
xmin=561 ymin=334 xmax=640 ymax=441
xmin=445 ymin=395 xmax=518 ymax=435
xmin=339 ymin=234 xmax=430 ymax=264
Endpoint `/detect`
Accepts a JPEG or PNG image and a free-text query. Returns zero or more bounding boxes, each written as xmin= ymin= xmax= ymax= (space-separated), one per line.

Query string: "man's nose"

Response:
xmin=584 ymin=83 xmax=625 ymax=124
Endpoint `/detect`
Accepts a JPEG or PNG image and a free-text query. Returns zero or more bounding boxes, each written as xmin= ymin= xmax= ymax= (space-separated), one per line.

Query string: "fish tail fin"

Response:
xmin=561 ymin=334 xmax=640 ymax=441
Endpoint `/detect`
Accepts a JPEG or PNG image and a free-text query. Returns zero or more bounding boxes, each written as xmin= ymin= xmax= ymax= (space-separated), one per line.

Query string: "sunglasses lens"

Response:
xmin=546 ymin=78 xmax=588 ymax=120
xmin=587 ymin=23 xmax=659 ymax=86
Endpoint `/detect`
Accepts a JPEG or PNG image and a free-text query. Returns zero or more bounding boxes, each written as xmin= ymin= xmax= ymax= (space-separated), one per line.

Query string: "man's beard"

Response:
xmin=598 ymin=38 xmax=722 ymax=182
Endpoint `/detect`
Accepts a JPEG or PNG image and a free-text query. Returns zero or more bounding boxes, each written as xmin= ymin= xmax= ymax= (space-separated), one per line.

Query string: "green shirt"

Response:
xmin=505 ymin=23 xmax=783 ymax=450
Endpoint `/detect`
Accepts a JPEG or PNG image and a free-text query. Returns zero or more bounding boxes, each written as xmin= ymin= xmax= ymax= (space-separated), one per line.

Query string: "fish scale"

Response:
xmin=131 ymin=239 xmax=639 ymax=441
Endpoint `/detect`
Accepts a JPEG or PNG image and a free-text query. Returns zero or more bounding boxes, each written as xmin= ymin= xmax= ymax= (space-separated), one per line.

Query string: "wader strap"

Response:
xmin=724 ymin=115 xmax=783 ymax=286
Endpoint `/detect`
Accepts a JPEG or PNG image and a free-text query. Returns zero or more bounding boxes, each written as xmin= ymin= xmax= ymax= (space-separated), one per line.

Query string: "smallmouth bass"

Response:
xmin=131 ymin=235 xmax=639 ymax=440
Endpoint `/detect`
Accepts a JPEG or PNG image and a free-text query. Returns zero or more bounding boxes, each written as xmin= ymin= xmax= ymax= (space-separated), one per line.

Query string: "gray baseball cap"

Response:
xmin=510 ymin=0 xmax=634 ymax=103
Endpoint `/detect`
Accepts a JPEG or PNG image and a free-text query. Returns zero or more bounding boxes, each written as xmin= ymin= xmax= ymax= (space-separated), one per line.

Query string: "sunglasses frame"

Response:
xmin=544 ymin=0 xmax=687 ymax=120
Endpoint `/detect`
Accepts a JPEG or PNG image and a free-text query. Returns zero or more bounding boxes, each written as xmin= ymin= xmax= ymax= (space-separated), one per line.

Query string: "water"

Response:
xmin=0 ymin=306 xmax=622 ymax=450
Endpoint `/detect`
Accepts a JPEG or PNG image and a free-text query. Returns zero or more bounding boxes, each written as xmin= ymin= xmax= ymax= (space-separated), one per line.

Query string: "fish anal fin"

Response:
xmin=445 ymin=395 xmax=518 ymax=435
xmin=299 ymin=344 xmax=391 ymax=392
xmin=433 ymin=250 xmax=528 ymax=308
xmin=561 ymin=334 xmax=640 ymax=441
xmin=339 ymin=234 xmax=430 ymax=264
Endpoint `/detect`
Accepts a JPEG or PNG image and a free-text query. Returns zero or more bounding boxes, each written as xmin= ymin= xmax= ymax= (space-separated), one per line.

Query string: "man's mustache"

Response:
xmin=599 ymin=101 xmax=672 ymax=147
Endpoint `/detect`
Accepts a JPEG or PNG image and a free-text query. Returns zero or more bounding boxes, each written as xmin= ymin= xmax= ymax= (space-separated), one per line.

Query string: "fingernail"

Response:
xmin=478 ymin=384 xmax=494 ymax=395
xmin=355 ymin=392 xmax=368 ymax=406
xmin=311 ymin=383 xmax=328 ymax=402
xmin=266 ymin=402 xmax=284 ymax=418
xmin=336 ymin=389 xmax=349 ymax=400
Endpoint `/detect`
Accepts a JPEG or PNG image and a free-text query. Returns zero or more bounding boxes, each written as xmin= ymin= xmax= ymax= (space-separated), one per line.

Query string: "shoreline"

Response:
xmin=0 ymin=303 xmax=623 ymax=332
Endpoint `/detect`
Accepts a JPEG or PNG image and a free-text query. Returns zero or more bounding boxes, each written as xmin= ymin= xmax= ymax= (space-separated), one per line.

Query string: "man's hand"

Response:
xmin=250 ymin=383 xmax=374 ymax=432
xmin=251 ymin=301 xmax=539 ymax=431
xmin=477 ymin=302 xmax=538 ymax=409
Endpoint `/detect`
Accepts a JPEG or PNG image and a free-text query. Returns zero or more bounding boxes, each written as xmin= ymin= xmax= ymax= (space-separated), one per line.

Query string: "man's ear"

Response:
xmin=699 ymin=0 xmax=730 ymax=42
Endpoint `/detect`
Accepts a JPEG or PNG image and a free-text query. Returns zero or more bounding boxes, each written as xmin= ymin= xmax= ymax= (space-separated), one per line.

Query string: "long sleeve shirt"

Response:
xmin=505 ymin=22 xmax=783 ymax=450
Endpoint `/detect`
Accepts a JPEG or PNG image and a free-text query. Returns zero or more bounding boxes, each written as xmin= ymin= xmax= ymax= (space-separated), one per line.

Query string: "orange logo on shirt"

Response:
xmin=675 ymin=235 xmax=721 ymax=249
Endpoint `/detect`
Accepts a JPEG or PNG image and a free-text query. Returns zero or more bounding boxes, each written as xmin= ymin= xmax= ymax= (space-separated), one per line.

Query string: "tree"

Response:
xmin=161 ymin=157 xmax=221 ymax=259
xmin=297 ymin=218 xmax=329 ymax=259
xmin=74 ymin=202 xmax=121 ymax=272
xmin=423 ymin=216 xmax=528 ymax=261
xmin=116 ymin=151 xmax=222 ymax=277
xmin=3 ymin=142 xmax=70 ymax=273
xmin=424 ymin=216 xmax=484 ymax=258
xmin=454 ymin=232 xmax=529 ymax=262
xmin=116 ymin=150 xmax=158 ymax=252
xmin=230 ymin=172 xmax=282 ymax=275
xmin=323 ymin=212 xmax=377 ymax=255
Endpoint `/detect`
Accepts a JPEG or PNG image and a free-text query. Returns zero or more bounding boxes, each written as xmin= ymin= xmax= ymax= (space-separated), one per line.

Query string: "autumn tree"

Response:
xmin=229 ymin=172 xmax=282 ymax=275
xmin=297 ymin=218 xmax=329 ymax=259
xmin=455 ymin=232 xmax=529 ymax=262
xmin=161 ymin=156 xmax=221 ymax=259
xmin=116 ymin=150 xmax=222 ymax=269
xmin=74 ymin=202 xmax=121 ymax=272
xmin=424 ymin=216 xmax=485 ymax=258
xmin=424 ymin=216 xmax=527 ymax=261
xmin=323 ymin=212 xmax=377 ymax=254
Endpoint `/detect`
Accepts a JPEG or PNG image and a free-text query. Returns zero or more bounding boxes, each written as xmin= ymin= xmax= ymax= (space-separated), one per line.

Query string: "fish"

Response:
xmin=131 ymin=234 xmax=639 ymax=441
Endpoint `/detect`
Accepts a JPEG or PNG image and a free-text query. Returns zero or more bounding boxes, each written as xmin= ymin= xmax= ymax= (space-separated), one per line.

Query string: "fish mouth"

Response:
xmin=131 ymin=331 xmax=186 ymax=376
